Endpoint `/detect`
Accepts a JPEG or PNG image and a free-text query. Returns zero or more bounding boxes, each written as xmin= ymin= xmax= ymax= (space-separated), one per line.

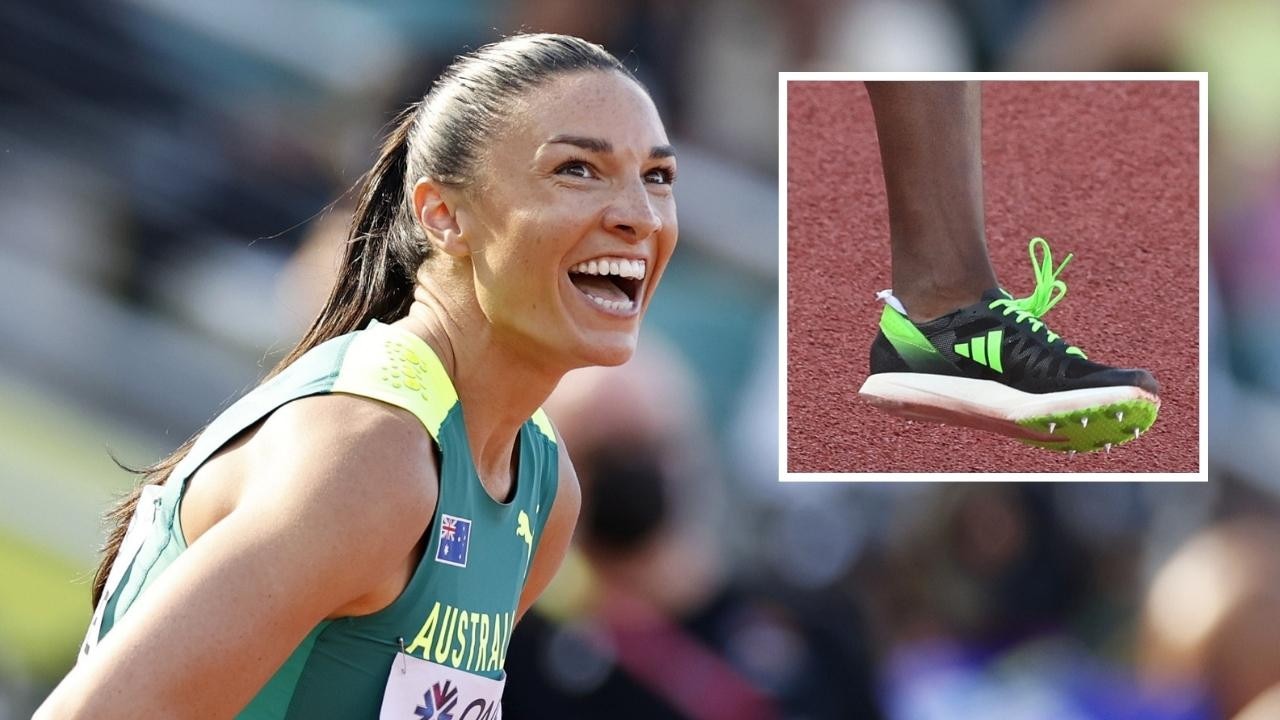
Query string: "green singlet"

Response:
xmin=80 ymin=320 xmax=559 ymax=719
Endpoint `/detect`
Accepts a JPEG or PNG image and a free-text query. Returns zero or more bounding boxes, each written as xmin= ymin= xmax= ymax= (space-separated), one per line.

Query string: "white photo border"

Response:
xmin=777 ymin=71 xmax=1210 ymax=482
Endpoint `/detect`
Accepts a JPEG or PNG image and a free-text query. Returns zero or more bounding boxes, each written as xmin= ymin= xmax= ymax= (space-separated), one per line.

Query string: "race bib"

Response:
xmin=79 ymin=483 xmax=166 ymax=661
xmin=380 ymin=652 xmax=504 ymax=720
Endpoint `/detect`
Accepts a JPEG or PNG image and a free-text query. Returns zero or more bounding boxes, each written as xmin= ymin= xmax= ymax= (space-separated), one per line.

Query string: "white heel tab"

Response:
xmin=875 ymin=289 xmax=909 ymax=316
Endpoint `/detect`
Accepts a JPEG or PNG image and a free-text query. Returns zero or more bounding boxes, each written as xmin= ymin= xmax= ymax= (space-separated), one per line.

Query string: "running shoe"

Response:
xmin=857 ymin=237 xmax=1159 ymax=453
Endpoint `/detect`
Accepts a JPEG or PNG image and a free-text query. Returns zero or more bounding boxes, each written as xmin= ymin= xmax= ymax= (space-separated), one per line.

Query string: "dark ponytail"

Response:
xmin=92 ymin=32 xmax=637 ymax=606
xmin=90 ymin=108 xmax=422 ymax=605
xmin=285 ymin=105 xmax=421 ymax=366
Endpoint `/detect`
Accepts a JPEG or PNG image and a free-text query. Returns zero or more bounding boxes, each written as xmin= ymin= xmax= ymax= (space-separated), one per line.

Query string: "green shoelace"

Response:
xmin=988 ymin=237 xmax=1087 ymax=358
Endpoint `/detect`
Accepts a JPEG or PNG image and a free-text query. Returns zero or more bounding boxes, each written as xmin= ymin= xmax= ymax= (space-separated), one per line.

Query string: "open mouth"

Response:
xmin=567 ymin=257 xmax=645 ymax=314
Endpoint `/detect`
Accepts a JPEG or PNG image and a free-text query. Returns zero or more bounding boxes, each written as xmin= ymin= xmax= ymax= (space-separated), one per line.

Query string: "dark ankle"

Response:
xmin=894 ymin=287 xmax=988 ymax=323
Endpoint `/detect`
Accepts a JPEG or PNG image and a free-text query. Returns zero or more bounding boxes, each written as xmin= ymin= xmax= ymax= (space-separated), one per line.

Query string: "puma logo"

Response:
xmin=515 ymin=511 xmax=533 ymax=563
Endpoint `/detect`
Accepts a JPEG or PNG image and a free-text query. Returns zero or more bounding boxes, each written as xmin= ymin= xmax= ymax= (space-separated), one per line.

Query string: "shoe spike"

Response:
xmin=1081 ymin=416 xmax=1088 ymax=428
xmin=1048 ymin=422 xmax=1056 ymax=434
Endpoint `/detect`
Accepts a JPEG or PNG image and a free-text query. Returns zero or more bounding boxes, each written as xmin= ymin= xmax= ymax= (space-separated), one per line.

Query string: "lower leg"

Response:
xmin=867 ymin=81 xmax=997 ymax=322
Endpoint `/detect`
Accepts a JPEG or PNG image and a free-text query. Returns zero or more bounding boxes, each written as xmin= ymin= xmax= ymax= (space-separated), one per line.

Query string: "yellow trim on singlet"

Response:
xmin=331 ymin=321 xmax=459 ymax=441
xmin=530 ymin=408 xmax=556 ymax=444
xmin=331 ymin=321 xmax=555 ymax=445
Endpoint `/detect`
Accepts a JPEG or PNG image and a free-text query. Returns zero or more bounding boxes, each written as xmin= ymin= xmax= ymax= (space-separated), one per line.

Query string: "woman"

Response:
xmin=37 ymin=32 xmax=677 ymax=719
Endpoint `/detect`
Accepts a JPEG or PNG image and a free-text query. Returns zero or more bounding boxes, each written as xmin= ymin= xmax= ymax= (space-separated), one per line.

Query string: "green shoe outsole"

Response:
xmin=1015 ymin=399 xmax=1159 ymax=453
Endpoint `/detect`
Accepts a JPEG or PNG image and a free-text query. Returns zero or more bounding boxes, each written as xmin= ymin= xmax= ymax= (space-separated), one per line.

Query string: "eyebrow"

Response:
xmin=547 ymin=135 xmax=676 ymax=160
xmin=650 ymin=144 xmax=676 ymax=159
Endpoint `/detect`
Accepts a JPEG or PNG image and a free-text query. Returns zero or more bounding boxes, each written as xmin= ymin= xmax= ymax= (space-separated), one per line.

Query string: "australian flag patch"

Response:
xmin=435 ymin=514 xmax=472 ymax=568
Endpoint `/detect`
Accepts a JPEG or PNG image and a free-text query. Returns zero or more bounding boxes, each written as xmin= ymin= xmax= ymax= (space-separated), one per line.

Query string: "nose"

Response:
xmin=604 ymin=178 xmax=662 ymax=242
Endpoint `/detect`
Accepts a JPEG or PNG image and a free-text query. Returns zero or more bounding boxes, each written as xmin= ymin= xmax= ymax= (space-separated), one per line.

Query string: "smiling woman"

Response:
xmin=416 ymin=69 xmax=678 ymax=370
xmin=36 ymin=33 xmax=676 ymax=720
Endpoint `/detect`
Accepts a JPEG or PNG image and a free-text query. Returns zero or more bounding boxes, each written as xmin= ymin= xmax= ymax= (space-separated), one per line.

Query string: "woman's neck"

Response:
xmin=392 ymin=285 xmax=562 ymax=498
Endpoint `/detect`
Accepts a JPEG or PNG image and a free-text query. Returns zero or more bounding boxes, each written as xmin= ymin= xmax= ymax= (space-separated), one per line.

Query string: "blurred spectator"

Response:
xmin=868 ymin=485 xmax=1214 ymax=720
xmin=1141 ymin=514 xmax=1280 ymax=718
xmin=1232 ymin=685 xmax=1280 ymax=720
xmin=503 ymin=339 xmax=882 ymax=719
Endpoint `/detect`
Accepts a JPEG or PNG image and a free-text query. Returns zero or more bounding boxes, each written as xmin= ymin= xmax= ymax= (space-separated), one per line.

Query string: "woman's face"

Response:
xmin=449 ymin=70 xmax=678 ymax=369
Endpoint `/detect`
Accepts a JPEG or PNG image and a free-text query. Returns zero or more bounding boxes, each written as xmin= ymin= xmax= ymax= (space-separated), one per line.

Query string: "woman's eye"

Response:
xmin=645 ymin=167 xmax=676 ymax=185
xmin=556 ymin=161 xmax=596 ymax=179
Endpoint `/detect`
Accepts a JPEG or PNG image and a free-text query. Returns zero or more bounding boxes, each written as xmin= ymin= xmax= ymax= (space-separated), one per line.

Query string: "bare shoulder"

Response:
xmin=183 ymin=391 xmax=436 ymax=548
xmin=232 ymin=391 xmax=441 ymax=613
xmin=254 ymin=392 xmax=438 ymax=507
xmin=234 ymin=392 xmax=439 ymax=564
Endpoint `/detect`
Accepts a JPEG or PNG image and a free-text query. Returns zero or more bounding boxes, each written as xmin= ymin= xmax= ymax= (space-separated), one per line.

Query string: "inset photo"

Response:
xmin=782 ymin=74 xmax=1204 ymax=477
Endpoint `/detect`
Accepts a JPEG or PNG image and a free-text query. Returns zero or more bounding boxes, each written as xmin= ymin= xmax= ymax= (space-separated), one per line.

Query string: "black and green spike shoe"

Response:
xmin=857 ymin=237 xmax=1160 ymax=454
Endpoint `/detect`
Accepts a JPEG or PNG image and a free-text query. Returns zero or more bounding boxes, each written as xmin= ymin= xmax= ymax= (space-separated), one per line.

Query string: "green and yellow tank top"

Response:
xmin=80 ymin=320 xmax=560 ymax=719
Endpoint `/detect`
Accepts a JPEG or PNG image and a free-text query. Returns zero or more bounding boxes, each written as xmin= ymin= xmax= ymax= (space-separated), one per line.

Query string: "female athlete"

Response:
xmin=37 ymin=32 xmax=677 ymax=719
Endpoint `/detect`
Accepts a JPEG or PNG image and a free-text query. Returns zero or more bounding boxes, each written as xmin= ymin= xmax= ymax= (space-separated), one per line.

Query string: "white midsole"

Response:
xmin=857 ymin=373 xmax=1159 ymax=421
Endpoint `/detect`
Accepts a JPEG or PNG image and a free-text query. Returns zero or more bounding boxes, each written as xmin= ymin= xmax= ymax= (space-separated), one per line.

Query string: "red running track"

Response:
xmin=786 ymin=81 xmax=1199 ymax=473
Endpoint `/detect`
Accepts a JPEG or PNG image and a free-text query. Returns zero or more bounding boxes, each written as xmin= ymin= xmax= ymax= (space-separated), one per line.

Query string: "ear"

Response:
xmin=413 ymin=178 xmax=469 ymax=258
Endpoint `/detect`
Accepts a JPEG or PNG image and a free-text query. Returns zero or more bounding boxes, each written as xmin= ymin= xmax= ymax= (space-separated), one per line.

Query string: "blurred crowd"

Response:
xmin=1 ymin=0 xmax=1276 ymax=719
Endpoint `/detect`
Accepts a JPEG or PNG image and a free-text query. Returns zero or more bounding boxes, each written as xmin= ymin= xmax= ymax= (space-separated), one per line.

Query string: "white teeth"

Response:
xmin=587 ymin=294 xmax=635 ymax=312
xmin=569 ymin=258 xmax=647 ymax=279
xmin=569 ymin=257 xmax=646 ymax=311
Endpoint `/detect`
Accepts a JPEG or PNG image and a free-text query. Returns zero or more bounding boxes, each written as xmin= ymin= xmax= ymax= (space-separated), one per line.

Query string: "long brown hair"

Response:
xmin=92 ymin=33 xmax=636 ymax=605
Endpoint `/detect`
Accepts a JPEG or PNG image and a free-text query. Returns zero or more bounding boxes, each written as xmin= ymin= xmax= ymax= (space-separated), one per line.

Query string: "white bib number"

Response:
xmin=78 ymin=484 xmax=165 ymax=662
xmin=380 ymin=652 xmax=504 ymax=720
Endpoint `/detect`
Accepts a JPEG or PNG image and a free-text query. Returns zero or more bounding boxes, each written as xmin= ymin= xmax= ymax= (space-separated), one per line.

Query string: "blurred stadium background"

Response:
xmin=0 ymin=0 xmax=1276 ymax=718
